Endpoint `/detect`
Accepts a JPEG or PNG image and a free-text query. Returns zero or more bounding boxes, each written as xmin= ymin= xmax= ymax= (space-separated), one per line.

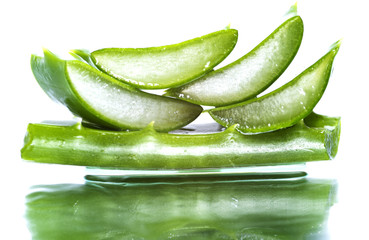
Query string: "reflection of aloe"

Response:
xmin=26 ymin=177 xmax=336 ymax=239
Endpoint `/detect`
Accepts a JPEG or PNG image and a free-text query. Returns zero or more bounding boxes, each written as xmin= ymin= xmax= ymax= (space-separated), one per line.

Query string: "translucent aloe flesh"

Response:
xmin=209 ymin=41 xmax=340 ymax=134
xmin=31 ymin=49 xmax=202 ymax=132
xmin=165 ymin=14 xmax=303 ymax=106
xmin=26 ymin=177 xmax=336 ymax=239
xmin=21 ymin=113 xmax=340 ymax=169
xmin=90 ymin=29 xmax=238 ymax=89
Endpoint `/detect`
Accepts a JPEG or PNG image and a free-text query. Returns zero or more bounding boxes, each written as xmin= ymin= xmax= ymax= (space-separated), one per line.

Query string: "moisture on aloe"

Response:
xmin=21 ymin=4 xmax=341 ymax=168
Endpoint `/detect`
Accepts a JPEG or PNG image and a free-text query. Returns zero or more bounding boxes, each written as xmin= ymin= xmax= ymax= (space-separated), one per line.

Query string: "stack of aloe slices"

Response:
xmin=21 ymin=5 xmax=341 ymax=169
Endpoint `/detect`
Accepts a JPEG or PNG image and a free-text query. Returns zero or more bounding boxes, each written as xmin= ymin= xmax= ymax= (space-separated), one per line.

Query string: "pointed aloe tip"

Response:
xmin=41 ymin=48 xmax=59 ymax=60
xmin=224 ymin=23 xmax=231 ymax=30
xmin=285 ymin=2 xmax=298 ymax=18
xmin=69 ymin=49 xmax=78 ymax=55
xmin=69 ymin=50 xmax=80 ymax=60
xmin=69 ymin=49 xmax=89 ymax=61
xmin=329 ymin=39 xmax=342 ymax=55
xmin=70 ymin=49 xmax=90 ymax=55
xmin=331 ymin=39 xmax=342 ymax=49
xmin=42 ymin=47 xmax=50 ymax=55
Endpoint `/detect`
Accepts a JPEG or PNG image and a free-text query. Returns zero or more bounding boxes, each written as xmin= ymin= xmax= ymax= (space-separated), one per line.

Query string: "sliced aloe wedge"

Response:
xmin=165 ymin=11 xmax=303 ymax=106
xmin=90 ymin=29 xmax=238 ymax=89
xmin=31 ymin=49 xmax=203 ymax=132
xmin=21 ymin=112 xmax=340 ymax=169
xmin=208 ymin=40 xmax=341 ymax=134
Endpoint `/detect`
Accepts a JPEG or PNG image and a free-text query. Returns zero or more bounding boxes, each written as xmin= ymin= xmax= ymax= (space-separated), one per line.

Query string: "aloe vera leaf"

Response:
xmin=208 ymin=40 xmax=341 ymax=134
xmin=90 ymin=29 xmax=238 ymax=89
xmin=69 ymin=49 xmax=97 ymax=67
xmin=165 ymin=12 xmax=303 ymax=106
xmin=21 ymin=113 xmax=340 ymax=169
xmin=26 ymin=178 xmax=336 ymax=240
xmin=31 ymin=49 xmax=202 ymax=132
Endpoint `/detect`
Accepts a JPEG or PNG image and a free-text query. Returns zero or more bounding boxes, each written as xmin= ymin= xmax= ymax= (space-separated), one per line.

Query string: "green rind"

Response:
xmin=26 ymin=178 xmax=335 ymax=239
xmin=31 ymin=50 xmax=119 ymax=129
xmin=69 ymin=49 xmax=97 ymax=68
xmin=21 ymin=113 xmax=340 ymax=169
xmin=31 ymin=49 xmax=203 ymax=132
xmin=208 ymin=41 xmax=341 ymax=134
xmin=165 ymin=15 xmax=304 ymax=106
xmin=304 ymin=112 xmax=341 ymax=159
xmin=91 ymin=29 xmax=238 ymax=89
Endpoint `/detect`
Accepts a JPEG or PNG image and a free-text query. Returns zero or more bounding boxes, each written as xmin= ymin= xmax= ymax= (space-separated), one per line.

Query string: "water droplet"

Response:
xmin=73 ymin=200 xmax=79 ymax=214
xmin=205 ymin=61 xmax=211 ymax=68
xmin=298 ymin=89 xmax=306 ymax=96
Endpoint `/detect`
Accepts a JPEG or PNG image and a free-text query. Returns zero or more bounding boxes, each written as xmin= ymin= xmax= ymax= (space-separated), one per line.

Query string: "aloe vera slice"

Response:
xmin=165 ymin=11 xmax=303 ymax=106
xmin=26 ymin=178 xmax=336 ymax=239
xmin=21 ymin=112 xmax=340 ymax=169
xmin=31 ymin=49 xmax=202 ymax=132
xmin=90 ymin=29 xmax=238 ymax=89
xmin=209 ymin=40 xmax=341 ymax=134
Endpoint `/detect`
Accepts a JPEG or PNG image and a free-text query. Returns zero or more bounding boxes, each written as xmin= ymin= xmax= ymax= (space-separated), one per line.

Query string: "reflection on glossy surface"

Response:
xmin=26 ymin=175 xmax=336 ymax=240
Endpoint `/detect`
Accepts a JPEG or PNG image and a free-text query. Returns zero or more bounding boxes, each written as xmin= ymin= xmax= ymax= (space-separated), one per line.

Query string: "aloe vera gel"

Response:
xmin=31 ymin=49 xmax=202 ymax=132
xmin=22 ymin=4 xmax=341 ymax=168
xmin=91 ymin=29 xmax=238 ymax=89
xmin=166 ymin=14 xmax=303 ymax=106
xmin=208 ymin=41 xmax=340 ymax=134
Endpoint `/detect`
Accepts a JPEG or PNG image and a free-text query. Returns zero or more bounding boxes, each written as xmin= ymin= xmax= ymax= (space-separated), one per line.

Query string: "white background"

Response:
xmin=1 ymin=0 xmax=368 ymax=239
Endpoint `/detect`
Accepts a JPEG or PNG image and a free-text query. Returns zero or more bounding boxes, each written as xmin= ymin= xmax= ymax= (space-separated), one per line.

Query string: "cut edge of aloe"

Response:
xmin=31 ymin=49 xmax=203 ymax=132
xmin=164 ymin=7 xmax=303 ymax=107
xmin=208 ymin=40 xmax=341 ymax=134
xmin=21 ymin=112 xmax=340 ymax=169
xmin=304 ymin=112 xmax=341 ymax=159
xmin=90 ymin=28 xmax=239 ymax=90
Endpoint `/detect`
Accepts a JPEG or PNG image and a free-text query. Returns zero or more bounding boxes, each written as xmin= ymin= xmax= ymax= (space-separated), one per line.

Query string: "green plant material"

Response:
xmin=31 ymin=49 xmax=202 ymax=132
xmin=208 ymin=40 xmax=341 ymax=134
xmin=21 ymin=112 xmax=340 ymax=169
xmin=165 ymin=10 xmax=303 ymax=106
xmin=69 ymin=49 xmax=96 ymax=67
xmin=26 ymin=177 xmax=336 ymax=240
xmin=90 ymin=29 xmax=238 ymax=89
